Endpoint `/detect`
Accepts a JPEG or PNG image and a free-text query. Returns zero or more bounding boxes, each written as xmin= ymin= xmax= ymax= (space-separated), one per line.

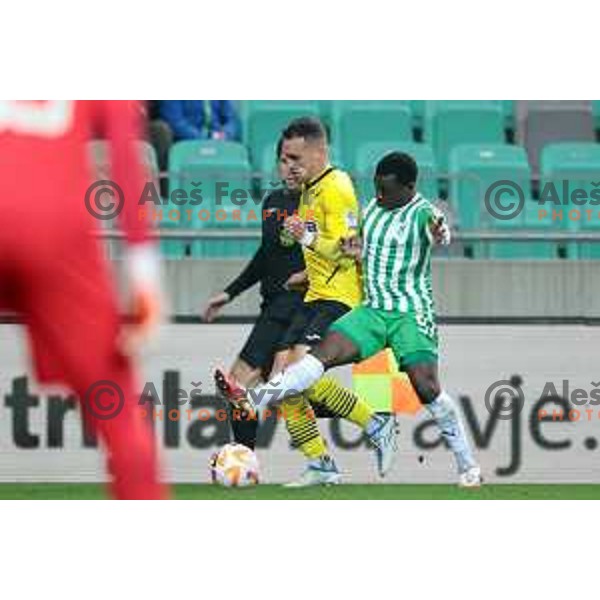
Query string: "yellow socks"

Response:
xmin=282 ymin=394 xmax=328 ymax=460
xmin=306 ymin=376 xmax=374 ymax=428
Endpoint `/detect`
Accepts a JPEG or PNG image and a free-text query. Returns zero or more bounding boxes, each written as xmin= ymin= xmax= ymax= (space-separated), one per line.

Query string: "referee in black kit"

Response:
xmin=202 ymin=139 xmax=306 ymax=447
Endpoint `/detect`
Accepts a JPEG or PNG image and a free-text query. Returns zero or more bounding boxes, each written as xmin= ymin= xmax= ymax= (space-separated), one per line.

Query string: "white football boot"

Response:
xmin=284 ymin=456 xmax=342 ymax=488
xmin=366 ymin=414 xmax=399 ymax=477
xmin=458 ymin=465 xmax=483 ymax=488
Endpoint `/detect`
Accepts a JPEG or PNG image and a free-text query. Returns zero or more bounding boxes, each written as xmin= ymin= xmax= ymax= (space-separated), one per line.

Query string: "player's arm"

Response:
xmin=98 ymin=100 xmax=163 ymax=355
xmin=339 ymin=207 xmax=365 ymax=261
xmin=285 ymin=183 xmax=359 ymax=266
xmin=203 ymin=246 xmax=265 ymax=322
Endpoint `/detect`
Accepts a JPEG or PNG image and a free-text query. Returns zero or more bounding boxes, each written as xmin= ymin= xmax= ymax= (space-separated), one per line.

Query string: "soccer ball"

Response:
xmin=209 ymin=443 xmax=260 ymax=487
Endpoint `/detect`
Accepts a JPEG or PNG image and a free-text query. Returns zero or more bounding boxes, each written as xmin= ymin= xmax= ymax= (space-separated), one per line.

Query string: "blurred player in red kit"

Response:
xmin=0 ymin=100 xmax=168 ymax=499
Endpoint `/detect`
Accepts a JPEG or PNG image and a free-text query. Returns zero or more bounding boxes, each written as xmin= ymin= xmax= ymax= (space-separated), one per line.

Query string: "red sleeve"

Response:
xmin=97 ymin=100 xmax=152 ymax=245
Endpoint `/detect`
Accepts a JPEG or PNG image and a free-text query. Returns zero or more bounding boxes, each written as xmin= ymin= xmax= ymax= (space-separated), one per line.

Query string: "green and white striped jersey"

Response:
xmin=361 ymin=194 xmax=436 ymax=316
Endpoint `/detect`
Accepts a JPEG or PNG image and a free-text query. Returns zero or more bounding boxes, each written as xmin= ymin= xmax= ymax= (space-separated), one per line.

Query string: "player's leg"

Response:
xmin=272 ymin=328 xmax=357 ymax=487
xmin=306 ymin=306 xmax=383 ymax=430
xmin=271 ymin=303 xmax=343 ymax=485
xmin=276 ymin=305 xmax=370 ymax=468
xmin=227 ymin=357 xmax=263 ymax=449
xmin=389 ymin=312 xmax=480 ymax=487
xmin=218 ymin=307 xmax=377 ymax=414
xmin=217 ymin=304 xmax=400 ymax=477
xmin=269 ymin=349 xmax=292 ymax=379
xmin=21 ymin=233 xmax=167 ymax=499
xmin=268 ymin=316 xmax=370 ymax=434
xmin=226 ymin=308 xmax=289 ymax=449
xmin=280 ymin=393 xmax=341 ymax=487
xmin=76 ymin=355 xmax=167 ymax=499
xmin=305 ymin=306 xmax=399 ymax=476
xmin=230 ymin=357 xmax=263 ymax=387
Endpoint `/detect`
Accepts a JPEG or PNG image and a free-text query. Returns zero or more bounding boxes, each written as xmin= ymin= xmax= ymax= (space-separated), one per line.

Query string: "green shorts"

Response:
xmin=329 ymin=304 xmax=438 ymax=369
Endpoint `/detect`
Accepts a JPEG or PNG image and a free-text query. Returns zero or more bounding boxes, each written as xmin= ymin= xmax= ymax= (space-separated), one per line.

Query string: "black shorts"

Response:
xmin=238 ymin=293 xmax=303 ymax=371
xmin=277 ymin=299 xmax=351 ymax=350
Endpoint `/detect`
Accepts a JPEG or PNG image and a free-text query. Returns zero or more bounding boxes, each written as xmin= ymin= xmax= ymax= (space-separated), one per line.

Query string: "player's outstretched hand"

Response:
xmin=430 ymin=213 xmax=451 ymax=246
xmin=340 ymin=235 xmax=363 ymax=260
xmin=203 ymin=291 xmax=231 ymax=323
xmin=119 ymin=243 xmax=164 ymax=357
xmin=284 ymin=271 xmax=309 ymax=293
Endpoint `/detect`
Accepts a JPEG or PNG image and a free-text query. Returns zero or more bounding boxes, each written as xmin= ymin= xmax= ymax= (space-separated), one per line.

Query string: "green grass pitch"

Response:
xmin=0 ymin=484 xmax=599 ymax=500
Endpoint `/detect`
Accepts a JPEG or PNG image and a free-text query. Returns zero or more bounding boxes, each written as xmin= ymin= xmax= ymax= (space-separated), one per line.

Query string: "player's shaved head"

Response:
xmin=281 ymin=116 xmax=328 ymax=182
xmin=374 ymin=152 xmax=418 ymax=209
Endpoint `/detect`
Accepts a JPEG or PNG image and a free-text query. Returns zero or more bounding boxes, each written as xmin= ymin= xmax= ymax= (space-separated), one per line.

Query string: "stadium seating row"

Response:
xmin=240 ymin=100 xmax=600 ymax=173
xmin=109 ymin=138 xmax=600 ymax=261
xmin=91 ymin=100 xmax=600 ymax=260
xmin=243 ymin=100 xmax=510 ymax=173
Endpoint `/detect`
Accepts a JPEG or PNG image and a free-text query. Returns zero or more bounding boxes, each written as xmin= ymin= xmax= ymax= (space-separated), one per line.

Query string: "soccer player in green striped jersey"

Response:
xmin=218 ymin=152 xmax=481 ymax=487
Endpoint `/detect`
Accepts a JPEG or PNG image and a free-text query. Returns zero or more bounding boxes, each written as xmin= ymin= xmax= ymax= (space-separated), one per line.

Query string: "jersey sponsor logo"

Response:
xmin=305 ymin=220 xmax=318 ymax=233
xmin=0 ymin=100 xmax=74 ymax=137
xmin=279 ymin=228 xmax=296 ymax=247
xmin=305 ymin=333 xmax=322 ymax=342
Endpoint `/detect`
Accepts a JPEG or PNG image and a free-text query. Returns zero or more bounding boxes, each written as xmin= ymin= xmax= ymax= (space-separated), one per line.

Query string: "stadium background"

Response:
xmin=2 ymin=99 xmax=600 ymax=498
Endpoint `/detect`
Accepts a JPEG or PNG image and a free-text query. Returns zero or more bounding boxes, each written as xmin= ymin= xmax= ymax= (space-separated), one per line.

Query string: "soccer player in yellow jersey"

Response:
xmin=216 ymin=117 xmax=398 ymax=486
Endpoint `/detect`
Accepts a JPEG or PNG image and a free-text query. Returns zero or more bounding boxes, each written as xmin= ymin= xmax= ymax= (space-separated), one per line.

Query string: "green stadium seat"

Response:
xmin=88 ymin=139 xmax=158 ymax=179
xmin=488 ymin=198 xmax=562 ymax=260
xmin=410 ymin=101 xmax=425 ymax=129
xmin=318 ymin=100 xmax=334 ymax=127
xmin=309 ymin=100 xmax=420 ymax=127
xmin=424 ymin=101 xmax=505 ymax=172
xmin=330 ymin=104 xmax=412 ymax=169
xmin=327 ymin=100 xmax=410 ymax=121
xmin=448 ymin=144 xmax=534 ymax=258
xmin=353 ymin=142 xmax=438 ymax=205
xmin=541 ymin=143 xmax=600 ymax=258
xmin=259 ymin=143 xmax=281 ymax=189
xmin=168 ymin=140 xmax=257 ymax=257
xmin=242 ymin=101 xmax=321 ymax=164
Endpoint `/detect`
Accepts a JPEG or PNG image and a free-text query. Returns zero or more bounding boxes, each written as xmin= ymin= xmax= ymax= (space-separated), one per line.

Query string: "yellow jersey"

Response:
xmin=299 ymin=166 xmax=362 ymax=308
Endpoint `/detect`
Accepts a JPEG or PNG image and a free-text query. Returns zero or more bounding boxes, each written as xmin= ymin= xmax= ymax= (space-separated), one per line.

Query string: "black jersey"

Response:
xmin=224 ymin=187 xmax=305 ymax=303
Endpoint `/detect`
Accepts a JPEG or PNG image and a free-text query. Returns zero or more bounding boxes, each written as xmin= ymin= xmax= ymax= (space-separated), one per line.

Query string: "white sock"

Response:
xmin=250 ymin=354 xmax=325 ymax=409
xmin=426 ymin=391 xmax=476 ymax=474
